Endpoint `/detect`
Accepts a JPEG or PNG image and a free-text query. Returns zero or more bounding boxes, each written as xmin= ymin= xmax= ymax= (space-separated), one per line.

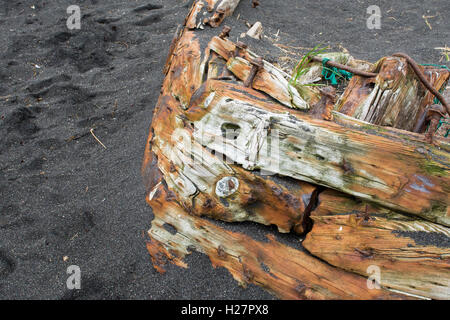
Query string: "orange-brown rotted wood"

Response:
xmin=186 ymin=80 xmax=450 ymax=226
xmin=146 ymin=182 xmax=411 ymax=300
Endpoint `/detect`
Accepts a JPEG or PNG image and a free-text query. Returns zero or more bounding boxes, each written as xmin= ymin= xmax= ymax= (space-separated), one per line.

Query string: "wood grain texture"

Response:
xmin=303 ymin=213 xmax=450 ymax=299
xmin=146 ymin=182 xmax=410 ymax=300
xmin=336 ymin=57 xmax=450 ymax=132
xmin=306 ymin=188 xmax=450 ymax=299
xmin=187 ymin=80 xmax=450 ymax=225
xmin=142 ymin=0 xmax=450 ymax=299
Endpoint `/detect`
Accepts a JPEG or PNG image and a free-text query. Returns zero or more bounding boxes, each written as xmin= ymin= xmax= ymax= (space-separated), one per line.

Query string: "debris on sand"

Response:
xmin=142 ymin=0 xmax=450 ymax=300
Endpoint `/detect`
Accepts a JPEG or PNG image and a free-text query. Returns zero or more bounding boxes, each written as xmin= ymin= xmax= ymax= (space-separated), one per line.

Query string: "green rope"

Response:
xmin=321 ymin=58 xmax=353 ymax=85
xmin=420 ymin=63 xmax=450 ymax=71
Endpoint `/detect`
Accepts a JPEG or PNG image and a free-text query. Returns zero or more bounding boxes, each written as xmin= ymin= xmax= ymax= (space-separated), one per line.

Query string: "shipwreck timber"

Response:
xmin=142 ymin=0 xmax=450 ymax=300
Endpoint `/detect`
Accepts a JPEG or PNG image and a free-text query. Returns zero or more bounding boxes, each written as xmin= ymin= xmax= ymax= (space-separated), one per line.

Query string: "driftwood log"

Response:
xmin=142 ymin=0 xmax=450 ymax=300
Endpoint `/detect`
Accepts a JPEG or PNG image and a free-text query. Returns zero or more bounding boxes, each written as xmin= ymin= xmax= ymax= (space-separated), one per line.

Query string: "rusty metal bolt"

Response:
xmin=233 ymin=41 xmax=248 ymax=58
xmin=219 ymin=25 xmax=231 ymax=39
xmin=215 ymin=177 xmax=239 ymax=198
xmin=425 ymin=104 xmax=446 ymax=144
xmin=243 ymin=57 xmax=263 ymax=88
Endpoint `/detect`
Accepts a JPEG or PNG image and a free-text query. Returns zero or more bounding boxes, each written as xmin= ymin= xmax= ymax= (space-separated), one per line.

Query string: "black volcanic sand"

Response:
xmin=0 ymin=0 xmax=448 ymax=299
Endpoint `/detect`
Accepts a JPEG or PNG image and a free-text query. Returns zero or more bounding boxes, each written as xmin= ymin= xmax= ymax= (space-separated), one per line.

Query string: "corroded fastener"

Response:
xmin=252 ymin=0 xmax=260 ymax=8
xmin=243 ymin=57 xmax=263 ymax=88
xmin=219 ymin=25 xmax=231 ymax=39
xmin=233 ymin=41 xmax=248 ymax=58
xmin=215 ymin=177 xmax=239 ymax=198
xmin=414 ymin=104 xmax=446 ymax=144
xmin=425 ymin=104 xmax=446 ymax=144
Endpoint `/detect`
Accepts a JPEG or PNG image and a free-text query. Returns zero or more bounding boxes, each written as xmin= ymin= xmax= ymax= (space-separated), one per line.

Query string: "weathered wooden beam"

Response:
xmin=311 ymin=188 xmax=393 ymax=217
xmin=226 ymin=56 xmax=310 ymax=109
xmin=303 ymin=212 xmax=450 ymax=300
xmin=145 ymin=181 xmax=410 ymax=300
xmin=305 ymin=188 xmax=450 ymax=299
xmin=207 ymin=52 xmax=233 ymax=79
xmin=186 ymin=80 xmax=450 ymax=226
xmin=185 ymin=0 xmax=206 ymax=29
xmin=331 ymin=111 xmax=450 ymax=149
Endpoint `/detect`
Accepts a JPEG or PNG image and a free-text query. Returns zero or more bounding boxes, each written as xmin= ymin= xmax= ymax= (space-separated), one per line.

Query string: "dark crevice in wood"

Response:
xmin=300 ymin=186 xmax=325 ymax=236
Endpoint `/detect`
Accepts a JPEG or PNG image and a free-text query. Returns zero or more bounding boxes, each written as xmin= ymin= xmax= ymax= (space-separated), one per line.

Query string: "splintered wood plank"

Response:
xmin=163 ymin=31 xmax=212 ymax=109
xmin=226 ymin=57 xmax=310 ymax=110
xmin=336 ymin=57 xmax=450 ymax=132
xmin=187 ymin=80 xmax=450 ymax=226
xmin=145 ymin=182 xmax=410 ymax=300
xmin=208 ymin=0 xmax=241 ymax=27
xmin=208 ymin=36 xmax=318 ymax=109
xmin=207 ymin=52 xmax=232 ymax=79
xmin=303 ymin=213 xmax=450 ymax=300
xmin=185 ymin=0 xmax=205 ymax=29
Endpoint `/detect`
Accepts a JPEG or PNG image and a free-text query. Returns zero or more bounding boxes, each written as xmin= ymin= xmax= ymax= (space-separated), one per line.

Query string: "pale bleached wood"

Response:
xmin=336 ymin=57 xmax=450 ymax=132
xmin=187 ymin=80 xmax=450 ymax=226
xmin=246 ymin=21 xmax=263 ymax=39
xmin=208 ymin=0 xmax=242 ymax=27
